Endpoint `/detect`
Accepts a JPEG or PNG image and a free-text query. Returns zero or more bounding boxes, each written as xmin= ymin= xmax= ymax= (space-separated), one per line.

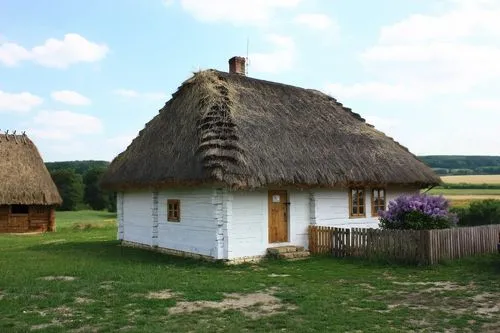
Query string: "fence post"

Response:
xmin=344 ymin=229 xmax=353 ymax=257
xmin=308 ymin=225 xmax=314 ymax=254
xmin=418 ymin=230 xmax=431 ymax=265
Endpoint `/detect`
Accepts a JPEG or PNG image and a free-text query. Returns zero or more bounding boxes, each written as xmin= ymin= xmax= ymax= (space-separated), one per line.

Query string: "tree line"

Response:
xmin=418 ymin=155 xmax=500 ymax=175
xmin=46 ymin=161 xmax=116 ymax=211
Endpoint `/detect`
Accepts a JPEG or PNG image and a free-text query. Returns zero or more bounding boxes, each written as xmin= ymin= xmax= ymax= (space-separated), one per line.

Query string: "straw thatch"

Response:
xmin=102 ymin=70 xmax=440 ymax=190
xmin=0 ymin=133 xmax=62 ymax=205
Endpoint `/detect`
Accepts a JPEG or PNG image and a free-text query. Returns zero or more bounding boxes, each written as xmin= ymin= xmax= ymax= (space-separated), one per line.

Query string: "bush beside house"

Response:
xmin=452 ymin=199 xmax=500 ymax=226
xmin=379 ymin=194 xmax=457 ymax=230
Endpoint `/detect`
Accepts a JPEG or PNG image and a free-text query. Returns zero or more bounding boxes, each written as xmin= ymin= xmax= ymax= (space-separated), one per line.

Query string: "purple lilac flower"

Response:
xmin=379 ymin=193 xmax=456 ymax=226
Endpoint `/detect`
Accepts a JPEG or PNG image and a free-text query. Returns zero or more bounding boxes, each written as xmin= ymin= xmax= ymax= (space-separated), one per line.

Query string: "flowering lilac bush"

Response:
xmin=379 ymin=194 xmax=458 ymax=230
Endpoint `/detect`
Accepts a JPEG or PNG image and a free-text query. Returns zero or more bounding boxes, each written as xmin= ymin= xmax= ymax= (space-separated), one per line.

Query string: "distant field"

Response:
xmin=426 ymin=186 xmax=500 ymax=208
xmin=441 ymin=174 xmax=500 ymax=184
xmin=427 ymin=188 xmax=500 ymax=196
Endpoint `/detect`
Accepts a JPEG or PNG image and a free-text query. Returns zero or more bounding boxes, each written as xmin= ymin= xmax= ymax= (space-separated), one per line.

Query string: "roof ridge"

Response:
xmin=0 ymin=130 xmax=29 ymax=144
xmin=193 ymin=71 xmax=245 ymax=185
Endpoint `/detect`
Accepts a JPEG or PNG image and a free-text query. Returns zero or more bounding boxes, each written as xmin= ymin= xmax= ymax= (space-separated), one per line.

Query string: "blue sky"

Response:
xmin=1 ymin=0 xmax=499 ymax=161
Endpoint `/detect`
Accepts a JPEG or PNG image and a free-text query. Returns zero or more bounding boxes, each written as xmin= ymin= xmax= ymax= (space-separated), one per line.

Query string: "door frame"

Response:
xmin=267 ymin=190 xmax=290 ymax=244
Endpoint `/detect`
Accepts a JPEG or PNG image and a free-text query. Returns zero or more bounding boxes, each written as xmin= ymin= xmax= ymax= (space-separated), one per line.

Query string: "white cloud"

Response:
xmin=46 ymin=141 xmax=87 ymax=157
xmin=404 ymin=109 xmax=500 ymax=155
xmin=30 ymin=110 xmax=103 ymax=140
xmin=106 ymin=134 xmax=136 ymax=156
xmin=0 ymin=34 xmax=109 ymax=68
xmin=38 ymin=132 xmax=136 ymax=161
xmin=51 ymin=90 xmax=91 ymax=106
xmin=294 ymin=14 xmax=335 ymax=30
xmin=324 ymin=82 xmax=422 ymax=102
xmin=328 ymin=1 xmax=500 ymax=101
xmin=180 ymin=0 xmax=302 ymax=26
xmin=364 ymin=115 xmax=400 ymax=133
xmin=464 ymin=98 xmax=500 ymax=110
xmin=249 ymin=34 xmax=296 ymax=73
xmin=0 ymin=90 xmax=43 ymax=112
xmin=0 ymin=43 xmax=31 ymax=66
xmin=113 ymin=89 xmax=167 ymax=101
xmin=379 ymin=1 xmax=500 ymax=44
xmin=163 ymin=0 xmax=174 ymax=6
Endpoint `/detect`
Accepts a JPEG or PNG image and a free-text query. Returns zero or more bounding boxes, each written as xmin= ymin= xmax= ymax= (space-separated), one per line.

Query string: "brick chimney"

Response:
xmin=228 ymin=56 xmax=246 ymax=75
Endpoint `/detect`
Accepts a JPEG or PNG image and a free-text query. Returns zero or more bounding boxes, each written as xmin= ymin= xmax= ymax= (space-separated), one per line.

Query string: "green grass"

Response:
xmin=1 ymin=211 xmax=499 ymax=332
xmin=55 ymin=210 xmax=117 ymax=229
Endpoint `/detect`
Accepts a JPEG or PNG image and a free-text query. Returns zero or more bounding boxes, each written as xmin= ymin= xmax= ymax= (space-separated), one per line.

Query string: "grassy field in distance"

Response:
xmin=427 ymin=188 xmax=500 ymax=196
xmin=0 ymin=210 xmax=499 ymax=332
xmin=425 ymin=175 xmax=500 ymax=207
xmin=441 ymin=174 xmax=500 ymax=184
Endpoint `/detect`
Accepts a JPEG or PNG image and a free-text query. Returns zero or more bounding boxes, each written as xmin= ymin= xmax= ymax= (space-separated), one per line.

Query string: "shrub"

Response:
xmin=379 ymin=194 xmax=457 ymax=230
xmin=452 ymin=199 xmax=500 ymax=226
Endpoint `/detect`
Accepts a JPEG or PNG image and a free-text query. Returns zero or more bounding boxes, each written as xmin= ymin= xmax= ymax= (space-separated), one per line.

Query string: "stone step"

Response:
xmin=267 ymin=246 xmax=305 ymax=256
xmin=277 ymin=251 xmax=310 ymax=260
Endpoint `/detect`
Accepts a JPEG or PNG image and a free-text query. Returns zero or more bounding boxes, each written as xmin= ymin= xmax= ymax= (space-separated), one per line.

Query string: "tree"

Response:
xmin=50 ymin=169 xmax=84 ymax=211
xmin=107 ymin=192 xmax=117 ymax=212
xmin=83 ymin=167 xmax=109 ymax=211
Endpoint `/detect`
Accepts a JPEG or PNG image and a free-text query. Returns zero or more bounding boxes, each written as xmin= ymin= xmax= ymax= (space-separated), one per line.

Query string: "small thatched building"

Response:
xmin=0 ymin=133 xmax=62 ymax=233
xmin=102 ymin=57 xmax=440 ymax=261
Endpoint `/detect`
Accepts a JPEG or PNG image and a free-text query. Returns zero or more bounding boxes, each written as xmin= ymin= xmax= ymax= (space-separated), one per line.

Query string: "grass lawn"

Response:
xmin=0 ymin=211 xmax=499 ymax=332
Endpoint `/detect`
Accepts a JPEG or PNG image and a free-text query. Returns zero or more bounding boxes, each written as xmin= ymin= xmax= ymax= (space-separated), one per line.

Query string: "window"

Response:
xmin=167 ymin=199 xmax=180 ymax=222
xmin=11 ymin=205 xmax=29 ymax=215
xmin=349 ymin=188 xmax=365 ymax=218
xmin=371 ymin=188 xmax=386 ymax=216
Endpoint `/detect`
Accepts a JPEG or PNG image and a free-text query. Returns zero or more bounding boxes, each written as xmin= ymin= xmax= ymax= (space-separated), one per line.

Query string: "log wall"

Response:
xmin=0 ymin=205 xmax=55 ymax=233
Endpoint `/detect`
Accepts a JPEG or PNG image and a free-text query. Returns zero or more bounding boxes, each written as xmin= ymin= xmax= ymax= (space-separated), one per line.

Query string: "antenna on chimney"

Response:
xmin=246 ymin=37 xmax=250 ymax=76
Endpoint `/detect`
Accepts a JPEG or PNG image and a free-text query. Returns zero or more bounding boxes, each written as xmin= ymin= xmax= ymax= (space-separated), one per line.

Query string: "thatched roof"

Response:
xmin=0 ymin=134 xmax=62 ymax=205
xmin=102 ymin=70 xmax=440 ymax=190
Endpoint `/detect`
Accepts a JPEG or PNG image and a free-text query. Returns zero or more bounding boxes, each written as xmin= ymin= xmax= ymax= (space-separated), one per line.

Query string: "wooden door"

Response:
xmin=268 ymin=190 xmax=288 ymax=243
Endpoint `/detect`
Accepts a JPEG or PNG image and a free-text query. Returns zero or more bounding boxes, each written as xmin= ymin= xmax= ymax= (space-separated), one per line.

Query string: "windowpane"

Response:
xmin=167 ymin=199 xmax=180 ymax=222
xmin=371 ymin=188 xmax=386 ymax=216
xmin=350 ymin=188 xmax=365 ymax=218
xmin=11 ymin=205 xmax=29 ymax=214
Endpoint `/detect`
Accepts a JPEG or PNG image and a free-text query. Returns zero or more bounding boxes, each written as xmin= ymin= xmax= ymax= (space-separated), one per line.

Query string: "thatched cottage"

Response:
xmin=102 ymin=57 xmax=439 ymax=261
xmin=0 ymin=133 xmax=62 ymax=233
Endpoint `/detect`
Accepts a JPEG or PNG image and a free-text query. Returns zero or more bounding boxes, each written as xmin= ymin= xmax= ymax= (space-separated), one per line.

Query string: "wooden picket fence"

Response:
xmin=308 ymin=225 xmax=500 ymax=264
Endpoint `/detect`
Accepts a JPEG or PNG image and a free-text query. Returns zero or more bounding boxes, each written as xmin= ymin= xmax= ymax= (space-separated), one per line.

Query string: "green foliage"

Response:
xmin=107 ymin=192 xmax=117 ymax=212
xmin=449 ymin=169 xmax=475 ymax=175
xmin=477 ymin=166 xmax=500 ymax=174
xmin=419 ymin=155 xmax=500 ymax=175
xmin=433 ymin=168 xmax=450 ymax=175
xmin=46 ymin=160 xmax=116 ymax=211
xmin=380 ymin=210 xmax=453 ymax=230
xmin=452 ymin=199 xmax=500 ymax=226
xmin=45 ymin=160 xmax=109 ymax=175
xmin=50 ymin=169 xmax=84 ymax=211
xmin=83 ymin=167 xmax=110 ymax=211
